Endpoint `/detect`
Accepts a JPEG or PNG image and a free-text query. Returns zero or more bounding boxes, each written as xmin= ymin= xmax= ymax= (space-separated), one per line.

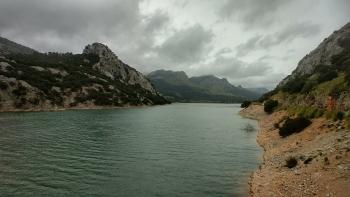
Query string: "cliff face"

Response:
xmin=0 ymin=39 xmax=169 ymax=112
xmin=279 ymin=23 xmax=350 ymax=87
xmin=267 ymin=23 xmax=350 ymax=112
xmin=83 ymin=43 xmax=155 ymax=93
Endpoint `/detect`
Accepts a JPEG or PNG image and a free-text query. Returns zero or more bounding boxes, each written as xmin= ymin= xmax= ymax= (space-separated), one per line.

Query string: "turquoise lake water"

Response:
xmin=0 ymin=103 xmax=261 ymax=196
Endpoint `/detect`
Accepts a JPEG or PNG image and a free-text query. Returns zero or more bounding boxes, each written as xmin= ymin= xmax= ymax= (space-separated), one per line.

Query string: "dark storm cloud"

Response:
xmin=155 ymin=24 xmax=213 ymax=64
xmin=219 ymin=0 xmax=290 ymax=28
xmin=236 ymin=22 xmax=320 ymax=56
xmin=0 ymin=0 xmax=161 ymax=53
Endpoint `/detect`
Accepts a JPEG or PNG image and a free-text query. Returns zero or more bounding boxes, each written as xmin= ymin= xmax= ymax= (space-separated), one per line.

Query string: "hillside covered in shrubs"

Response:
xmin=0 ymin=38 xmax=169 ymax=111
xmin=258 ymin=23 xmax=350 ymax=130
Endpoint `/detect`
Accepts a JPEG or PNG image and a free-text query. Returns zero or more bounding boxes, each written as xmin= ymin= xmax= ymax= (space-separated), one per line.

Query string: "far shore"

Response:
xmin=0 ymin=104 xmax=162 ymax=113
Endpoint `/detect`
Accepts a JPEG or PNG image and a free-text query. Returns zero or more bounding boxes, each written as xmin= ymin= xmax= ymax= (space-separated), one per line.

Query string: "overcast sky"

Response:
xmin=0 ymin=0 xmax=349 ymax=89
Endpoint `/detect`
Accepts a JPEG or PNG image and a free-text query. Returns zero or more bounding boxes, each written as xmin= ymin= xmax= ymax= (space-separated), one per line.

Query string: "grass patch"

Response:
xmin=287 ymin=106 xmax=324 ymax=119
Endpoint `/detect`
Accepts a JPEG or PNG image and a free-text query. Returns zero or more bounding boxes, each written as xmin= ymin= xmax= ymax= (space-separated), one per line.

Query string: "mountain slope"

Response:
xmin=148 ymin=70 xmax=260 ymax=103
xmin=0 ymin=36 xmax=37 ymax=55
xmin=261 ymin=22 xmax=350 ymax=117
xmin=0 ymin=40 xmax=169 ymax=112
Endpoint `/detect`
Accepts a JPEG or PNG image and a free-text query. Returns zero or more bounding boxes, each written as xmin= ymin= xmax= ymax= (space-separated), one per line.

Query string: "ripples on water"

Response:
xmin=0 ymin=103 xmax=261 ymax=197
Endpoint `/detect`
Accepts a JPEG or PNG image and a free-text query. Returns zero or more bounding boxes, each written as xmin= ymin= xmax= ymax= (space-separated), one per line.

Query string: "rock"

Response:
xmin=83 ymin=43 xmax=156 ymax=93
xmin=0 ymin=61 xmax=13 ymax=72
xmin=278 ymin=22 xmax=350 ymax=86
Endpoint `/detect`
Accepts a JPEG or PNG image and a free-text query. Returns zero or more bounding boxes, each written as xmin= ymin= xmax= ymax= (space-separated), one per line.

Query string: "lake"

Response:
xmin=0 ymin=103 xmax=261 ymax=197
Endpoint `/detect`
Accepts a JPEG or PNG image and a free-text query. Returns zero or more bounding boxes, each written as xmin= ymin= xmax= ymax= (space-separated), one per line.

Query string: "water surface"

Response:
xmin=0 ymin=103 xmax=261 ymax=196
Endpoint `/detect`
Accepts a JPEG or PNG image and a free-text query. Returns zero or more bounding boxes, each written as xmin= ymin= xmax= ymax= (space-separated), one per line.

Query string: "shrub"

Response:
xmin=281 ymin=76 xmax=307 ymax=93
xmin=241 ymin=100 xmax=251 ymax=108
xmin=0 ymin=81 xmax=8 ymax=90
xmin=301 ymin=80 xmax=317 ymax=93
xmin=335 ymin=111 xmax=345 ymax=120
xmin=279 ymin=117 xmax=311 ymax=137
xmin=315 ymin=65 xmax=338 ymax=83
xmin=285 ymin=157 xmax=298 ymax=168
xmin=326 ymin=110 xmax=345 ymax=121
xmin=264 ymin=99 xmax=278 ymax=114
xmin=12 ymin=85 xmax=27 ymax=97
xmin=304 ymin=157 xmax=313 ymax=164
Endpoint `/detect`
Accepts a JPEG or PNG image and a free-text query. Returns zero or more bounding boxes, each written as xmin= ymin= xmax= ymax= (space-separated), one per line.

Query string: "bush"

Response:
xmin=279 ymin=117 xmax=311 ymax=137
xmin=12 ymin=85 xmax=27 ymax=97
xmin=264 ymin=99 xmax=278 ymax=114
xmin=335 ymin=111 xmax=345 ymax=120
xmin=326 ymin=110 xmax=345 ymax=121
xmin=285 ymin=157 xmax=298 ymax=168
xmin=315 ymin=65 xmax=338 ymax=83
xmin=241 ymin=100 xmax=251 ymax=108
xmin=0 ymin=81 xmax=8 ymax=90
xmin=281 ymin=76 xmax=307 ymax=93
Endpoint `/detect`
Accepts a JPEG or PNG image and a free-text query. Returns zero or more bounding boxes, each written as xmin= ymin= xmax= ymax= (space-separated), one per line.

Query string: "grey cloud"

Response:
xmin=236 ymin=35 xmax=262 ymax=56
xmin=155 ymin=25 xmax=213 ymax=64
xmin=191 ymin=55 xmax=271 ymax=82
xmin=0 ymin=0 xmax=163 ymax=53
xmin=236 ymin=22 xmax=320 ymax=56
xmin=219 ymin=0 xmax=290 ymax=28
xmin=143 ymin=10 xmax=169 ymax=34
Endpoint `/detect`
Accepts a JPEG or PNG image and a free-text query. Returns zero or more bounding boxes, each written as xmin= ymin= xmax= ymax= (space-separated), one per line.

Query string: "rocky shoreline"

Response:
xmin=0 ymin=104 xmax=158 ymax=113
xmin=240 ymin=104 xmax=350 ymax=197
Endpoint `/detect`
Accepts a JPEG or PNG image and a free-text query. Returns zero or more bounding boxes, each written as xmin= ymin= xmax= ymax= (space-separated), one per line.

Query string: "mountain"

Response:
xmin=0 ymin=36 xmax=37 ymax=55
xmin=0 ymin=39 xmax=169 ymax=112
xmin=247 ymin=87 xmax=269 ymax=95
xmin=262 ymin=22 xmax=350 ymax=112
xmin=279 ymin=23 xmax=350 ymax=88
xmin=147 ymin=70 xmax=260 ymax=103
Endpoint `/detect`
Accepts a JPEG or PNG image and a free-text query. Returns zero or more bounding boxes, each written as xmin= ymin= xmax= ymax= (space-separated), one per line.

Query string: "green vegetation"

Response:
xmin=0 ymin=52 xmax=169 ymax=107
xmin=12 ymin=85 xmax=27 ymax=98
xmin=325 ymin=110 xmax=345 ymax=121
xmin=240 ymin=100 xmax=251 ymax=108
xmin=279 ymin=117 xmax=311 ymax=137
xmin=285 ymin=157 xmax=298 ymax=168
xmin=287 ymin=106 xmax=324 ymax=119
xmin=264 ymin=99 xmax=278 ymax=114
xmin=0 ymin=81 xmax=8 ymax=90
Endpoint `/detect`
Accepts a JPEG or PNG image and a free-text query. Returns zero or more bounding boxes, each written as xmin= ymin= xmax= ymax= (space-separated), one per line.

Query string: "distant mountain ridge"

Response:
xmin=147 ymin=70 xmax=261 ymax=103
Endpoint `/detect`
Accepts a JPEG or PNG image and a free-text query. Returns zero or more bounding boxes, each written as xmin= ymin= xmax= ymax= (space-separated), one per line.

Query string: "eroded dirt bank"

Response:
xmin=240 ymin=104 xmax=350 ymax=197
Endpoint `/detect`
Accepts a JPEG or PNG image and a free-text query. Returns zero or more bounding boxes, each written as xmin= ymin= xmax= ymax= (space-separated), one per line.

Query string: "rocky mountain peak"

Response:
xmin=83 ymin=42 xmax=157 ymax=93
xmin=83 ymin=42 xmax=119 ymax=65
